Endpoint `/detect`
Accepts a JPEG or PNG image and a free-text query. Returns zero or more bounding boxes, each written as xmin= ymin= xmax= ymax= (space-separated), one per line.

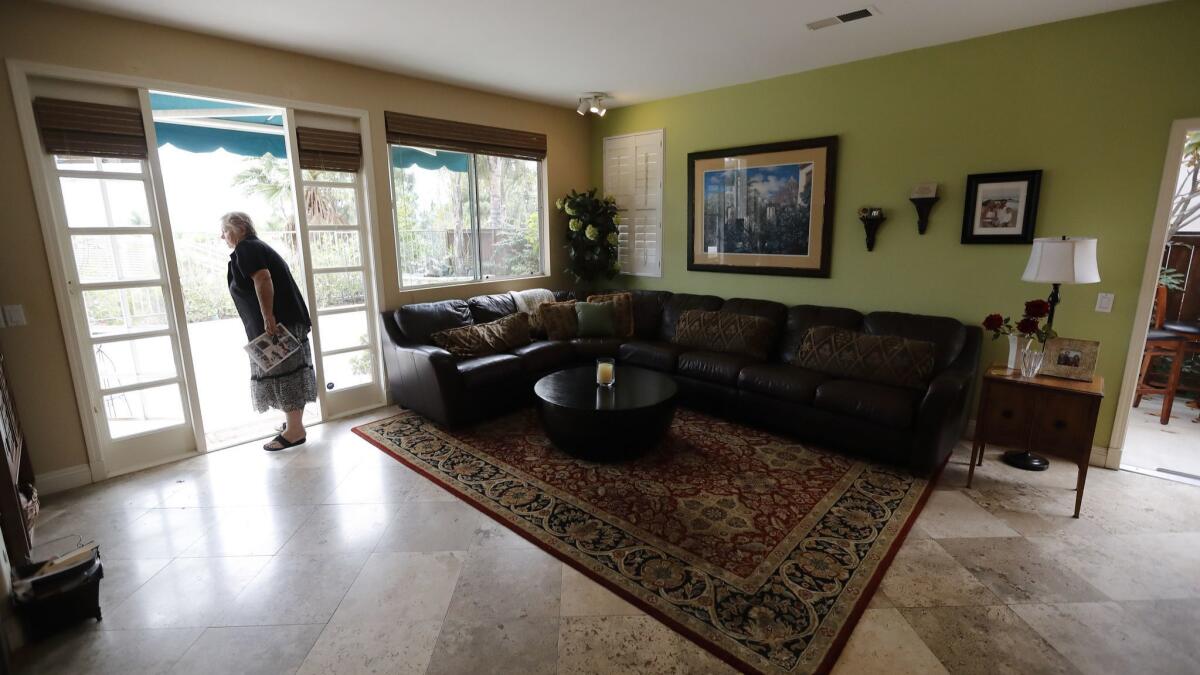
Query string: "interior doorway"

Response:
xmin=1114 ymin=119 xmax=1200 ymax=486
xmin=151 ymin=92 xmax=321 ymax=449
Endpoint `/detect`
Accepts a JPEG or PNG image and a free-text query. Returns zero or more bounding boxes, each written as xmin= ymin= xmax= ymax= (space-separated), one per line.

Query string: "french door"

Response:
xmin=19 ymin=75 xmax=385 ymax=478
xmin=46 ymin=154 xmax=196 ymax=473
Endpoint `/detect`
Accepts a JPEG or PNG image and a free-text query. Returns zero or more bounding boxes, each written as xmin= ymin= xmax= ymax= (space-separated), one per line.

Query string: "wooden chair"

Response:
xmin=1134 ymin=285 xmax=1188 ymax=424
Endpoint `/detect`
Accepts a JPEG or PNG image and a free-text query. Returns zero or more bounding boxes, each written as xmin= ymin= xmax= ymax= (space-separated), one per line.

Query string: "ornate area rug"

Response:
xmin=354 ymin=408 xmax=935 ymax=674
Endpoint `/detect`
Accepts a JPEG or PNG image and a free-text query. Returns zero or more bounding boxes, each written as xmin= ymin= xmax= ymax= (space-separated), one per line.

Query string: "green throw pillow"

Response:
xmin=575 ymin=302 xmax=616 ymax=338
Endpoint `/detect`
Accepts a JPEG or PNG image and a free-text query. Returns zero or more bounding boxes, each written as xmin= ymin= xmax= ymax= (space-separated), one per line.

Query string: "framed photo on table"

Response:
xmin=687 ymin=136 xmax=838 ymax=277
xmin=1041 ymin=337 xmax=1100 ymax=382
xmin=960 ymin=170 xmax=1042 ymax=244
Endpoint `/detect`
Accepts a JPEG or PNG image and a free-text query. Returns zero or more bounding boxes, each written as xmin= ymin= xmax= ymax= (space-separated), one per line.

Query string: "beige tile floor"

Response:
xmin=1122 ymin=395 xmax=1200 ymax=482
xmin=14 ymin=407 xmax=1200 ymax=674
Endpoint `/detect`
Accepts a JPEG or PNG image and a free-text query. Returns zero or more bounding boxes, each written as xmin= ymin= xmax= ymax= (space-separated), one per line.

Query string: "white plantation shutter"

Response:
xmin=604 ymin=130 xmax=662 ymax=277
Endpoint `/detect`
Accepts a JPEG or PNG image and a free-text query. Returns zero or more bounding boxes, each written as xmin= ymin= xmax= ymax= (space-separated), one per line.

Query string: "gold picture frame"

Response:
xmin=1041 ymin=337 xmax=1100 ymax=382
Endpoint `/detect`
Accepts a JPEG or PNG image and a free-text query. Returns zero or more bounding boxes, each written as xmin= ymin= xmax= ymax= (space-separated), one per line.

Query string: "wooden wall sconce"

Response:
xmin=858 ymin=207 xmax=886 ymax=251
xmin=909 ymin=182 xmax=939 ymax=234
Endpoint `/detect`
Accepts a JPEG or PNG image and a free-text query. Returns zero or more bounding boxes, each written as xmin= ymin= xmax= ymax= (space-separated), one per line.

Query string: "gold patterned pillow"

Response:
xmin=537 ymin=300 xmax=578 ymax=341
xmin=431 ymin=312 xmax=531 ymax=357
xmin=796 ymin=326 xmax=935 ymax=389
xmin=587 ymin=292 xmax=634 ymax=338
xmin=672 ymin=309 xmax=775 ymax=360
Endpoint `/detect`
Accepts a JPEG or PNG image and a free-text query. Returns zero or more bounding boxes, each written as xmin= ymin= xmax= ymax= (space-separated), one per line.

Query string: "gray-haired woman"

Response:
xmin=220 ymin=211 xmax=317 ymax=451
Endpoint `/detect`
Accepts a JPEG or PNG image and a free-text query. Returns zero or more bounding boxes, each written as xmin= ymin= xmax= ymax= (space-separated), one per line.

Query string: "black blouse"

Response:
xmin=227 ymin=236 xmax=311 ymax=341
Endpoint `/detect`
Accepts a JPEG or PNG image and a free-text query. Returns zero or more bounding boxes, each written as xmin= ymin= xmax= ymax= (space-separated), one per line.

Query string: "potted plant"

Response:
xmin=556 ymin=188 xmax=621 ymax=292
xmin=982 ymin=299 xmax=1056 ymax=374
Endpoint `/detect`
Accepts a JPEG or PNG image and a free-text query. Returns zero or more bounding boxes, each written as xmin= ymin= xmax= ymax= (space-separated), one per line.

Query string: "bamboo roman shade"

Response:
xmin=296 ymin=127 xmax=362 ymax=172
xmin=33 ymin=97 xmax=148 ymax=159
xmin=385 ymin=111 xmax=547 ymax=161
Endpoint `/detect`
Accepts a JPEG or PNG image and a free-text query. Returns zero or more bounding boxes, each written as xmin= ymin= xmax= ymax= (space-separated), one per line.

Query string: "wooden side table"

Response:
xmin=967 ymin=365 xmax=1104 ymax=518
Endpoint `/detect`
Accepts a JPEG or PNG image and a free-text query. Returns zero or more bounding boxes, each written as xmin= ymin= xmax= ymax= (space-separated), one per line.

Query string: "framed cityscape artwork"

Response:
xmin=687 ymin=136 xmax=838 ymax=277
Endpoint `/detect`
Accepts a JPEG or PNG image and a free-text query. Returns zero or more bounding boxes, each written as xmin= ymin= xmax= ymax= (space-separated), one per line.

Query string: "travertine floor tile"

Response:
xmin=296 ymin=619 xmax=442 ymax=675
xmin=557 ymin=615 xmax=736 ymax=675
xmin=374 ymin=501 xmax=481 ymax=552
xmin=170 ymin=624 xmax=323 ymax=675
xmin=219 ymin=552 xmax=369 ymax=626
xmin=914 ymin=490 xmax=1021 ymax=539
xmin=831 ymin=608 xmax=948 ymax=675
xmin=900 ymin=604 xmax=1078 ymax=675
xmin=16 ymin=627 xmax=202 ymax=675
xmin=330 ymin=551 xmax=464 ymax=624
xmin=560 ymin=565 xmax=644 ymax=617
xmin=443 ymin=547 xmax=561 ymax=622
xmin=426 ymin=617 xmax=559 ymax=675
xmin=878 ymin=538 xmax=999 ymax=608
xmin=937 ymin=536 xmax=1109 ymax=603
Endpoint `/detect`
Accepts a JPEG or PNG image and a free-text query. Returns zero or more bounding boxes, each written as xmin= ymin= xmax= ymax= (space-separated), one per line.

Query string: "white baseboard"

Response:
xmin=36 ymin=464 xmax=92 ymax=495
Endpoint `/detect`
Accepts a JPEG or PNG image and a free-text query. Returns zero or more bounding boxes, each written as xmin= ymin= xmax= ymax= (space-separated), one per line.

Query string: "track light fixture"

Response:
xmin=576 ymin=93 xmax=608 ymax=117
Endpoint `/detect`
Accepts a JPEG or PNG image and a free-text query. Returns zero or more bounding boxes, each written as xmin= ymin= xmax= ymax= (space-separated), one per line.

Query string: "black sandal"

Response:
xmin=263 ymin=434 xmax=306 ymax=451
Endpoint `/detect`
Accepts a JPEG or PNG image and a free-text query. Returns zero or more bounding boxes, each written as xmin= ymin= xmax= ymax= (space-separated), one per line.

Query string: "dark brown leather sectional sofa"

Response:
xmin=380 ymin=289 xmax=981 ymax=473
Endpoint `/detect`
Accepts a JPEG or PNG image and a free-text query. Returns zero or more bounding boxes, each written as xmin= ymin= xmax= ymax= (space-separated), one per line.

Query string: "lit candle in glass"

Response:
xmin=596 ymin=358 xmax=615 ymax=387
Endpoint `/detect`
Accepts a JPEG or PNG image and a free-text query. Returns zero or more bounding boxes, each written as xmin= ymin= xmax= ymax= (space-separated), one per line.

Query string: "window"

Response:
xmin=390 ymin=145 xmax=544 ymax=287
xmin=603 ymin=130 xmax=663 ymax=277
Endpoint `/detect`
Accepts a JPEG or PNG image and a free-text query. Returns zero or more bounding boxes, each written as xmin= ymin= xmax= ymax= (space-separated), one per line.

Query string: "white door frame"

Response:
xmin=1107 ymin=117 xmax=1200 ymax=468
xmin=7 ymin=58 xmax=388 ymax=480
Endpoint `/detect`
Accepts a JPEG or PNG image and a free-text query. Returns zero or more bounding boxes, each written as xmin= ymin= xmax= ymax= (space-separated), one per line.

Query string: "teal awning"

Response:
xmin=149 ymin=92 xmax=283 ymax=127
xmin=390 ymin=146 xmax=469 ymax=173
xmin=154 ymin=122 xmax=287 ymax=158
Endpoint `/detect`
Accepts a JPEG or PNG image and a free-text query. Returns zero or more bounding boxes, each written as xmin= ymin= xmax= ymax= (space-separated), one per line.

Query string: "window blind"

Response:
xmin=604 ymin=130 xmax=663 ymax=277
xmin=33 ymin=97 xmax=148 ymax=159
xmin=295 ymin=127 xmax=362 ymax=172
xmin=384 ymin=111 xmax=546 ymax=161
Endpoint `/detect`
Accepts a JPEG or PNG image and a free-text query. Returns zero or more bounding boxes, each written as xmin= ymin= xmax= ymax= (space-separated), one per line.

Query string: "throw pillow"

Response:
xmin=538 ymin=300 xmax=578 ymax=341
xmin=672 ymin=309 xmax=776 ymax=360
xmin=430 ymin=312 xmax=531 ymax=357
xmin=575 ymin=302 xmax=616 ymax=338
xmin=796 ymin=326 xmax=936 ymax=390
xmin=586 ymin=292 xmax=634 ymax=337
xmin=510 ymin=288 xmax=556 ymax=337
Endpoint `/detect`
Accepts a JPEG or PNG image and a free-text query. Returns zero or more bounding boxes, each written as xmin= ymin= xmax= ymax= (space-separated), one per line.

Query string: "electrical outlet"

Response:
xmin=2 ymin=305 xmax=27 ymax=326
xmin=1095 ymin=292 xmax=1114 ymax=313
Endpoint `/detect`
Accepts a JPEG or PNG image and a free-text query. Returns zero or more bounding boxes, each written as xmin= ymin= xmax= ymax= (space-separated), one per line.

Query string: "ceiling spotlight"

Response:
xmin=577 ymin=93 xmax=609 ymax=117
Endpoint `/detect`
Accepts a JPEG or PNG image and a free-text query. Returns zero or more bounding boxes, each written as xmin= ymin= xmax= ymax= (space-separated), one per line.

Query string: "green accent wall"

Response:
xmin=590 ymin=0 xmax=1200 ymax=451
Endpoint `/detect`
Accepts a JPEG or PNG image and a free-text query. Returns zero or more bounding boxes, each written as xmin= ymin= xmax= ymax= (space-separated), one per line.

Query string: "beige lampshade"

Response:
xmin=1021 ymin=237 xmax=1100 ymax=284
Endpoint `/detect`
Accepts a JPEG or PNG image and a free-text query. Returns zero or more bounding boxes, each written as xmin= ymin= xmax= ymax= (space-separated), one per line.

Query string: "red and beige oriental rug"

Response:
xmin=354 ymin=408 xmax=936 ymax=674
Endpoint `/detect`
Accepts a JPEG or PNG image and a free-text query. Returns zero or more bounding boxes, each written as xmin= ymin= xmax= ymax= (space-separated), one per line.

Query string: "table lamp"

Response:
xmin=1008 ymin=236 xmax=1100 ymax=471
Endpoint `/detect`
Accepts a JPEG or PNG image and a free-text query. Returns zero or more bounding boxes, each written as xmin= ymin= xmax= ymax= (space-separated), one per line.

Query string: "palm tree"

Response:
xmin=1169 ymin=131 xmax=1200 ymax=236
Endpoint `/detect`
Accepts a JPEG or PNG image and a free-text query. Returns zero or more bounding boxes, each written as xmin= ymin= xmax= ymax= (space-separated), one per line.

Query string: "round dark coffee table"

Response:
xmin=534 ymin=365 xmax=678 ymax=461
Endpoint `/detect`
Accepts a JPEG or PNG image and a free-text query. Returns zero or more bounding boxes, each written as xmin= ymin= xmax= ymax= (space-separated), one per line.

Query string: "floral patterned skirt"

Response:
xmin=248 ymin=323 xmax=318 ymax=413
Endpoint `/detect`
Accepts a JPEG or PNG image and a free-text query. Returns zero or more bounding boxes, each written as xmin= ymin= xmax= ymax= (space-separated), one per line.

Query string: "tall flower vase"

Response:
xmin=1019 ymin=341 xmax=1044 ymax=378
xmin=1006 ymin=335 xmax=1030 ymax=370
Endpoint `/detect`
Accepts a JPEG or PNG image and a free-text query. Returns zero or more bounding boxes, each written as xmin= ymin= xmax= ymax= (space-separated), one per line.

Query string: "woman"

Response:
xmin=221 ymin=211 xmax=317 ymax=451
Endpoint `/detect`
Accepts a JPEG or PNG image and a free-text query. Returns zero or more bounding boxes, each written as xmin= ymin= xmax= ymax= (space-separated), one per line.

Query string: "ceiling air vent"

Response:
xmin=806 ymin=6 xmax=880 ymax=31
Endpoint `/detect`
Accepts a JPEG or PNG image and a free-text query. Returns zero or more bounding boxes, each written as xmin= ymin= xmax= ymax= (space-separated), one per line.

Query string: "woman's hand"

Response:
xmin=264 ymin=313 xmax=280 ymax=336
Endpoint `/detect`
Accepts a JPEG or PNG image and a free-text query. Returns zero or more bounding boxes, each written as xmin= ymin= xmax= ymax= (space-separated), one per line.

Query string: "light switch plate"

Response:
xmin=1095 ymin=292 xmax=1114 ymax=313
xmin=2 ymin=305 xmax=27 ymax=326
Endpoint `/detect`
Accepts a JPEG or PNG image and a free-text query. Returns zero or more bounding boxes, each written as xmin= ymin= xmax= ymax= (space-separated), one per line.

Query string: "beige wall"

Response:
xmin=0 ymin=1 xmax=590 ymax=476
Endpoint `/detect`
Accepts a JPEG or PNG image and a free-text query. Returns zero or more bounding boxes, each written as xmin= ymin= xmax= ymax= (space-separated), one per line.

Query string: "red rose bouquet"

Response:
xmin=981 ymin=300 xmax=1057 ymax=343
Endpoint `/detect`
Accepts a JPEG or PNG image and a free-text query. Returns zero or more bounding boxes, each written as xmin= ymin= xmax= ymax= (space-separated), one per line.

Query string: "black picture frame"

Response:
xmin=960 ymin=170 xmax=1042 ymax=244
xmin=687 ymin=136 xmax=838 ymax=278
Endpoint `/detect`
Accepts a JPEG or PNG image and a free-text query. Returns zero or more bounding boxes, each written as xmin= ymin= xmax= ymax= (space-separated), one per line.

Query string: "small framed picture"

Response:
xmin=960 ymin=170 xmax=1042 ymax=244
xmin=1041 ymin=337 xmax=1100 ymax=382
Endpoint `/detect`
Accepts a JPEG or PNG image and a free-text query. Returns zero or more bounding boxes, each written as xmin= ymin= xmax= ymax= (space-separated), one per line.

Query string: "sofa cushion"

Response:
xmin=467 ymin=293 xmax=518 ymax=324
xmin=431 ymin=312 xmax=531 ymax=358
xmin=395 ymin=299 xmax=473 ymax=344
xmin=721 ymin=298 xmax=788 ymax=354
xmin=677 ymin=350 xmax=756 ymax=386
xmin=629 ymin=290 xmax=672 ymax=340
xmin=570 ymin=337 xmax=624 ymax=358
xmin=510 ymin=288 xmax=556 ymax=336
xmin=673 ymin=309 xmax=776 ymax=360
xmin=797 ymin=326 xmax=936 ymax=390
xmin=659 ymin=293 xmax=724 ymax=342
xmin=510 ymin=340 xmax=574 ymax=373
xmin=780 ymin=305 xmax=864 ymax=363
xmin=587 ymin=292 xmax=634 ymax=337
xmin=814 ymin=379 xmax=919 ymax=430
xmin=737 ymin=364 xmax=828 ymax=404
xmin=575 ymin=302 xmax=617 ymax=338
xmin=863 ymin=312 xmax=966 ymax=370
xmin=538 ymin=300 xmax=578 ymax=341
xmin=456 ymin=353 xmax=523 ymax=389
xmin=618 ymin=340 xmax=685 ymax=372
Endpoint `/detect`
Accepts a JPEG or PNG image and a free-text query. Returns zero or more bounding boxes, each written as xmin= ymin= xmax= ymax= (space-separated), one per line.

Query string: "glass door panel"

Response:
xmin=49 ymin=154 xmax=196 ymax=473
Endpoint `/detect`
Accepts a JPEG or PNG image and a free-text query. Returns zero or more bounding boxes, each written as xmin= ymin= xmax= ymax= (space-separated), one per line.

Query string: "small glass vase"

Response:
xmin=1019 ymin=341 xmax=1044 ymax=378
xmin=596 ymin=358 xmax=615 ymax=388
